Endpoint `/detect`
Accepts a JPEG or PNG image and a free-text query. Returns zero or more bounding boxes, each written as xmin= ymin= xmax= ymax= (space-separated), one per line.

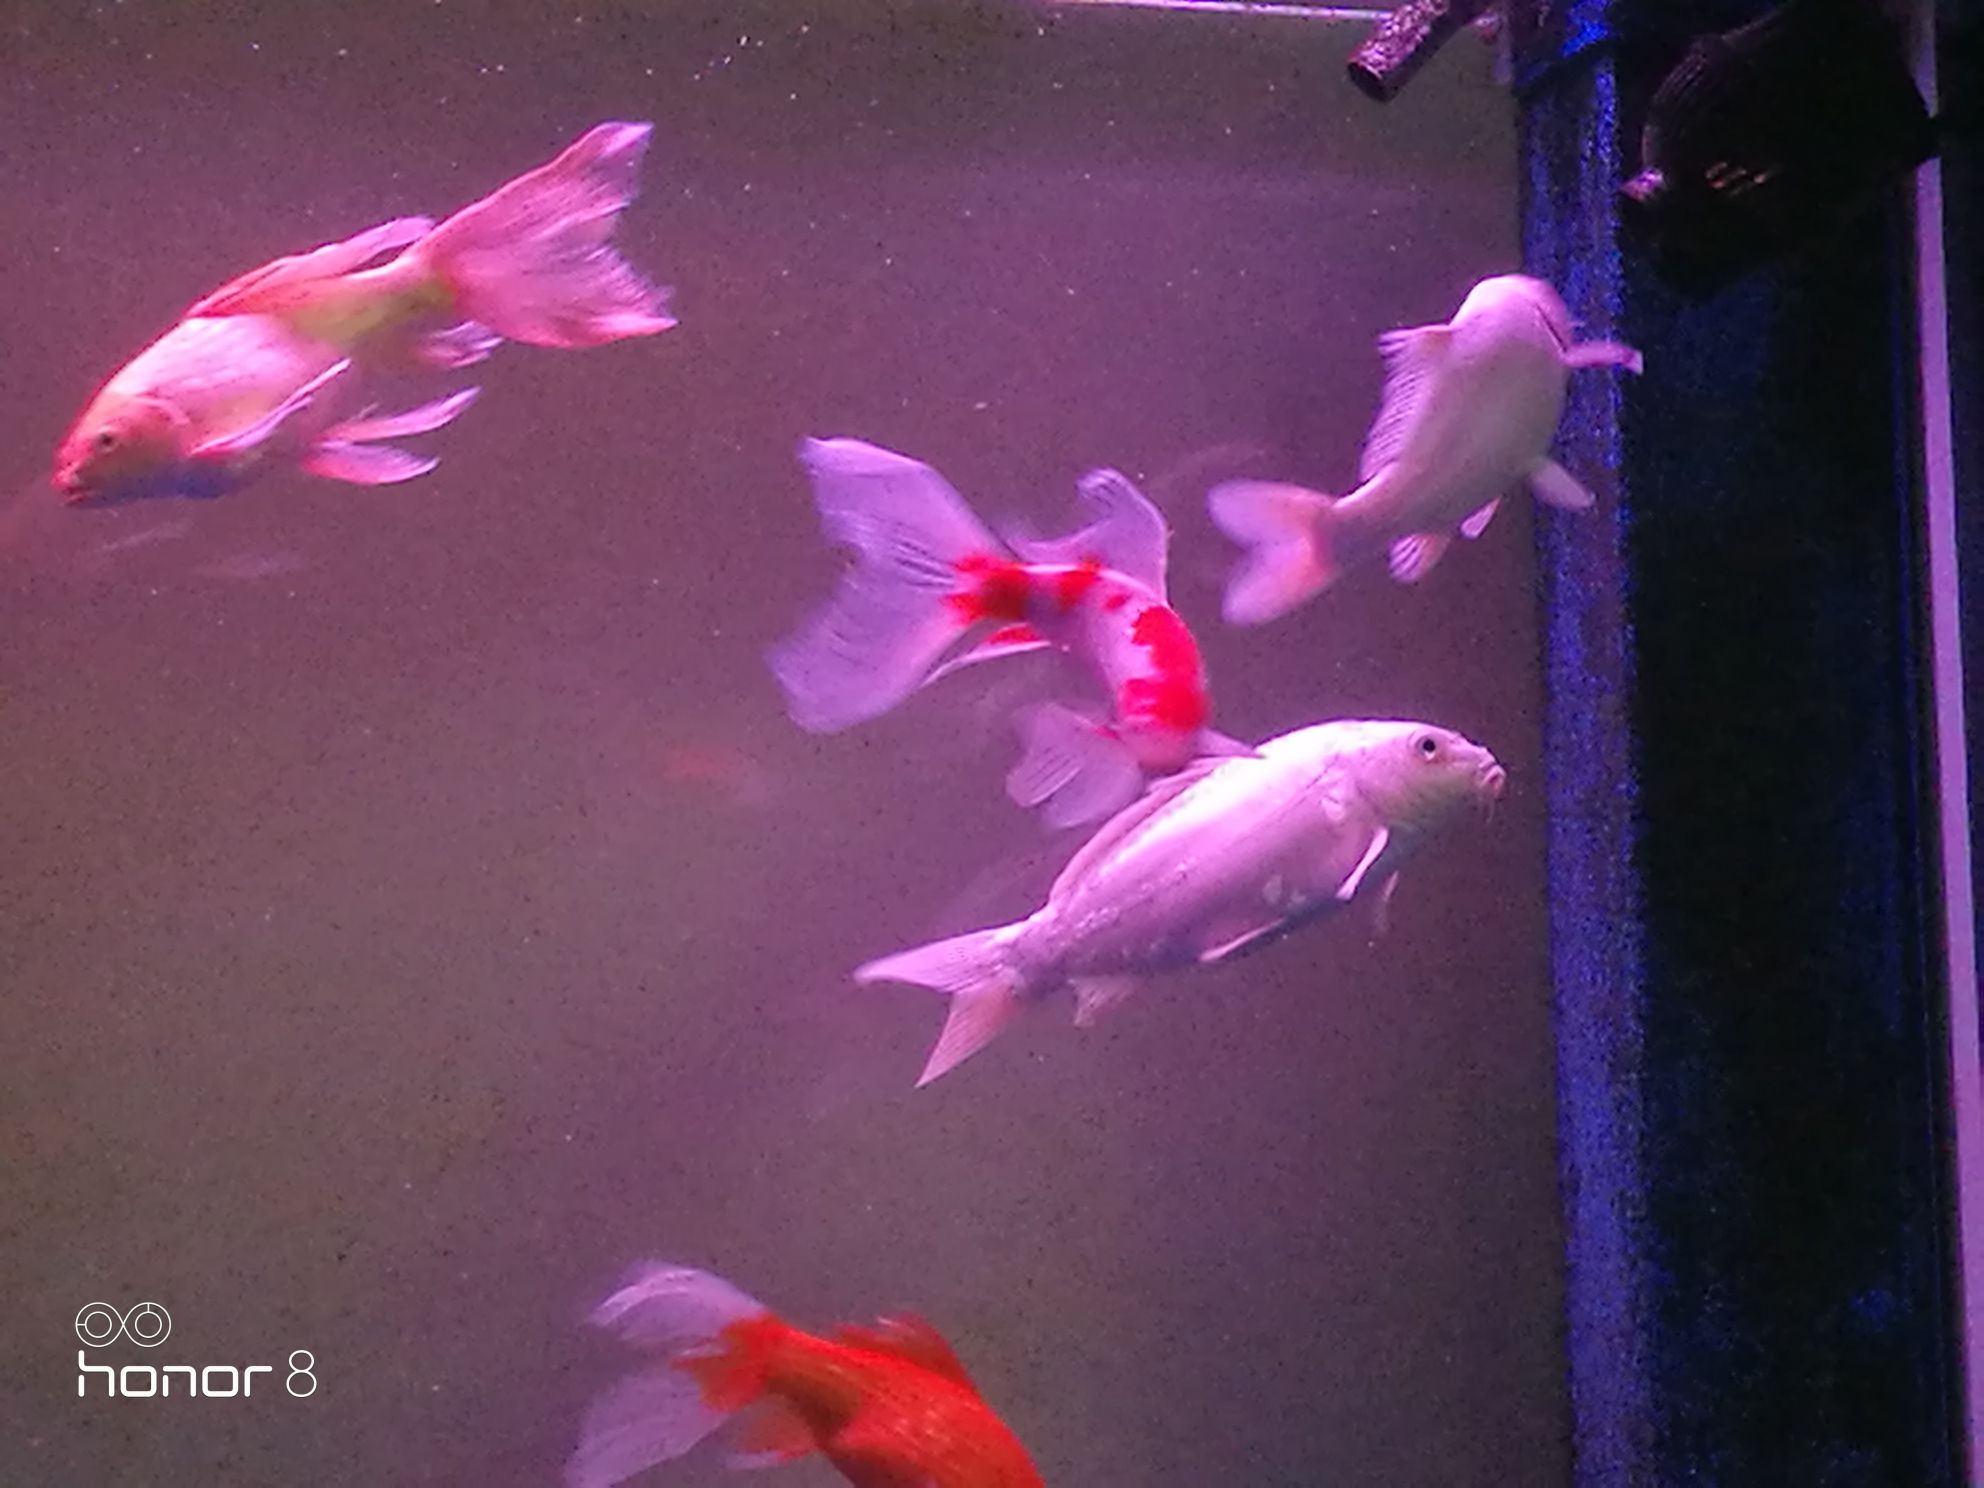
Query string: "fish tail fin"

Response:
xmin=1207 ymin=480 xmax=1340 ymax=624
xmin=856 ymin=924 xmax=1030 ymax=1087
xmin=1007 ymin=702 xmax=1145 ymax=828
xmin=769 ymin=438 xmax=1003 ymax=733
xmin=567 ymin=1264 xmax=781 ymax=1488
xmin=416 ymin=122 xmax=675 ymax=349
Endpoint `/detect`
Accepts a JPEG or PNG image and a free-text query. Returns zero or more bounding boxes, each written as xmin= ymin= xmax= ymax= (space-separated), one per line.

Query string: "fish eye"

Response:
xmin=1415 ymin=734 xmax=1440 ymax=760
xmin=92 ymin=430 xmax=118 ymax=451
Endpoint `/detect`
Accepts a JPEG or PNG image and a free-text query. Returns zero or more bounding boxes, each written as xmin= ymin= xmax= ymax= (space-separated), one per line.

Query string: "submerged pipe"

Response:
xmin=1346 ymin=0 xmax=1495 ymax=101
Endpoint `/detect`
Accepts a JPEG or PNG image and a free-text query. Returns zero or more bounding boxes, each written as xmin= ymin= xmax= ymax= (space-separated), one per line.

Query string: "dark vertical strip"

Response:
xmin=1516 ymin=43 xmax=1654 ymax=1488
xmin=1514 ymin=1 xmax=1963 ymax=1483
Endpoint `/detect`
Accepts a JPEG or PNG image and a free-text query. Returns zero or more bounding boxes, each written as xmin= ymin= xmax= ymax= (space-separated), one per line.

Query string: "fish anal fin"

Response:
xmin=1529 ymin=459 xmax=1595 ymax=511
xmin=726 ymin=1397 xmax=817 ymax=1469
xmin=1387 ymin=532 xmax=1451 ymax=583
xmin=303 ymin=443 xmax=439 ymax=486
xmin=834 ymin=1315 xmax=978 ymax=1390
xmin=1335 ymin=826 xmax=1392 ymax=903
xmin=1072 ymin=974 xmax=1142 ymax=1029
xmin=1361 ymin=323 xmax=1453 ymax=481
xmin=1460 ymin=497 xmax=1502 ymax=540
xmin=412 ymin=320 xmax=501 ymax=370
xmin=186 ymin=216 xmax=434 ymax=319
xmin=823 ymin=1426 xmax=938 ymax=1488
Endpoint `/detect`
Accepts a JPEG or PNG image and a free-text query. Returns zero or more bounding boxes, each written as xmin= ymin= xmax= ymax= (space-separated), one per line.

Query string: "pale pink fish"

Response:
xmin=1210 ymin=273 xmax=1643 ymax=622
xmin=858 ymin=719 xmax=1506 ymax=1086
xmin=54 ymin=122 xmax=675 ymax=506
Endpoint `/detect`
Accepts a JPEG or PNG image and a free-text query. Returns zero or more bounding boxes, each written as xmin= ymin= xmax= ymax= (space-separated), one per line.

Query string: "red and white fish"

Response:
xmin=770 ymin=437 xmax=1252 ymax=827
xmin=53 ymin=122 xmax=674 ymax=506
xmin=1209 ymin=273 xmax=1642 ymax=622
xmin=567 ymin=1262 xmax=1044 ymax=1488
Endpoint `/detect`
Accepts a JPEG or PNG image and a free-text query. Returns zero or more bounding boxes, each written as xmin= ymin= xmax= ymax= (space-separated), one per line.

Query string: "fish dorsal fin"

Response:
xmin=1359 ymin=324 xmax=1453 ymax=482
xmin=185 ymin=216 xmax=435 ymax=319
xmin=1011 ymin=468 xmax=1170 ymax=599
xmin=1045 ymin=760 xmax=1224 ymax=907
xmin=835 ymin=1315 xmax=978 ymax=1390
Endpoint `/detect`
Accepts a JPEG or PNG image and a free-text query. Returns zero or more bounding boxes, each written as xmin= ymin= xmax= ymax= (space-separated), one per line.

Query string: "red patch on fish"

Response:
xmin=1051 ymin=556 xmax=1103 ymax=612
xmin=672 ymin=1307 xmax=1044 ymax=1486
xmin=948 ymin=554 xmax=1033 ymax=622
xmin=1121 ymin=605 xmax=1209 ymax=732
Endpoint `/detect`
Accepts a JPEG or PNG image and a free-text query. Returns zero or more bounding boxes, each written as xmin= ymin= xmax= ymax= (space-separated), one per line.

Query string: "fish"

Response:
xmin=770 ymin=436 xmax=1253 ymax=828
xmin=1208 ymin=273 xmax=1643 ymax=623
xmin=857 ymin=719 xmax=1506 ymax=1087
xmin=567 ymin=1261 xmax=1044 ymax=1488
xmin=53 ymin=121 xmax=675 ymax=506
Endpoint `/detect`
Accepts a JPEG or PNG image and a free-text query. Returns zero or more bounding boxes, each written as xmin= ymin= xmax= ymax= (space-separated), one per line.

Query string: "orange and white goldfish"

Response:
xmin=567 ymin=1262 xmax=1045 ymax=1488
xmin=53 ymin=122 xmax=674 ymax=506
xmin=1209 ymin=273 xmax=1642 ymax=622
xmin=770 ymin=437 xmax=1252 ymax=827
xmin=860 ymin=719 xmax=1505 ymax=1086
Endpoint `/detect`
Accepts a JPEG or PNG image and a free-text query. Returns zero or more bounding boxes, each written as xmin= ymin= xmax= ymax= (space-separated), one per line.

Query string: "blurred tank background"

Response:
xmin=0 ymin=3 xmax=1562 ymax=1484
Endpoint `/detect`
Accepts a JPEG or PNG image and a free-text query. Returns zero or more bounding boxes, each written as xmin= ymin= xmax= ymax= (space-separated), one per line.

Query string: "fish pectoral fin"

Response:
xmin=1336 ymin=825 xmax=1392 ymax=902
xmin=725 ymin=1397 xmax=817 ymax=1469
xmin=1072 ymin=974 xmax=1142 ymax=1028
xmin=188 ymin=358 xmax=351 ymax=469
xmin=1529 ymin=459 xmax=1596 ymax=511
xmin=1361 ymin=323 xmax=1453 ymax=481
xmin=1387 ymin=532 xmax=1451 ymax=583
xmin=185 ymin=216 xmax=435 ymax=318
xmin=834 ymin=1315 xmax=978 ymax=1390
xmin=1372 ymin=872 xmax=1402 ymax=938
xmin=1460 ymin=497 xmax=1502 ymax=540
xmin=1563 ymin=339 xmax=1644 ymax=374
xmin=1197 ymin=920 xmax=1289 ymax=966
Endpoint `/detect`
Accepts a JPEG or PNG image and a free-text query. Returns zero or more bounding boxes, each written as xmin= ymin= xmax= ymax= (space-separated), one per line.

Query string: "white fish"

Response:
xmin=1209 ymin=273 xmax=1643 ymax=623
xmin=855 ymin=719 xmax=1506 ymax=1086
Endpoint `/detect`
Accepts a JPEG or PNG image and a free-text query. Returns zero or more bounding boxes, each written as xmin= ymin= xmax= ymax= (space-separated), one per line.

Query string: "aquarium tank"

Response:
xmin=1 ymin=3 xmax=1974 ymax=1487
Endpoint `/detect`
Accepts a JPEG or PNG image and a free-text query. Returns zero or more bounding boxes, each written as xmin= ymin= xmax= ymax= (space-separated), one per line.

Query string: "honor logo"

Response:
xmin=74 ymin=1302 xmax=317 ymax=1399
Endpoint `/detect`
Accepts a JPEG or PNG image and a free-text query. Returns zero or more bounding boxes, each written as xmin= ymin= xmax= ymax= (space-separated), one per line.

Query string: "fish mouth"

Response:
xmin=53 ymin=462 xmax=102 ymax=503
xmin=1477 ymin=762 xmax=1508 ymax=810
